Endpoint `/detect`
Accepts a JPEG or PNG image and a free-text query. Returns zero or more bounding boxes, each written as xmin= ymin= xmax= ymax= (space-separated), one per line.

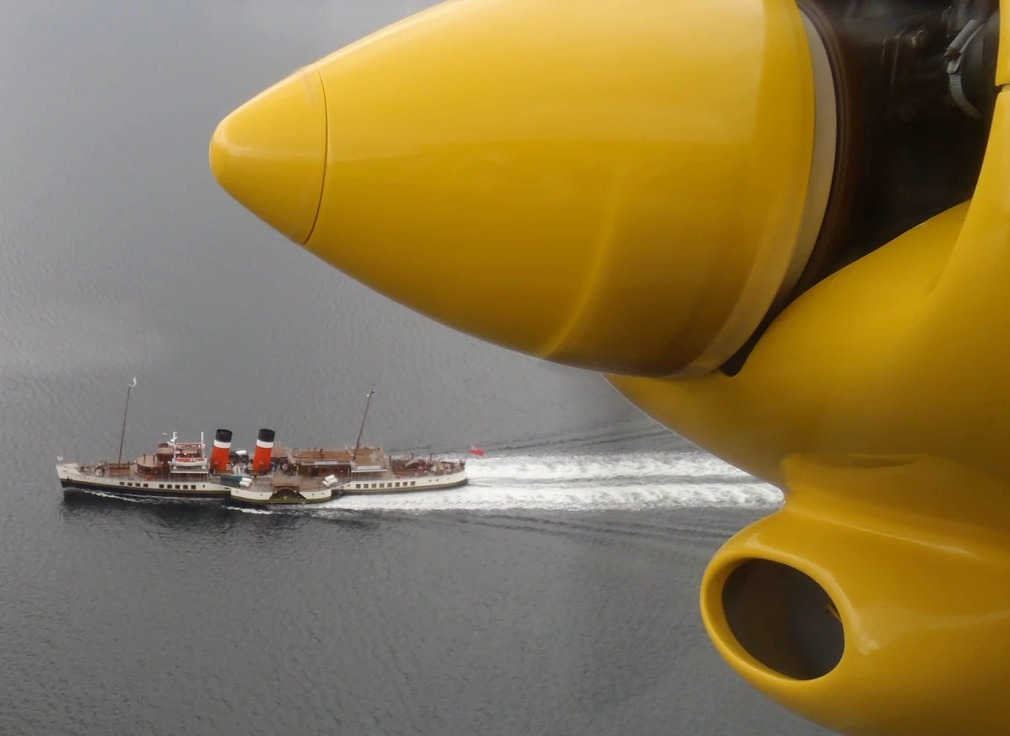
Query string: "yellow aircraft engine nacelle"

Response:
xmin=209 ymin=0 xmax=1010 ymax=734
xmin=210 ymin=0 xmax=838 ymax=378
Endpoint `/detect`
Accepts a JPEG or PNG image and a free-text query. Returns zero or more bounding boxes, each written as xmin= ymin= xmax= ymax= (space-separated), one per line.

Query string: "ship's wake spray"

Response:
xmin=272 ymin=450 xmax=778 ymax=513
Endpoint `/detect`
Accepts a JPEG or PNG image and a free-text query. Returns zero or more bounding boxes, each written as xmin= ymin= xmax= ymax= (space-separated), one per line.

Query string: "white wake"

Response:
xmin=314 ymin=450 xmax=782 ymax=512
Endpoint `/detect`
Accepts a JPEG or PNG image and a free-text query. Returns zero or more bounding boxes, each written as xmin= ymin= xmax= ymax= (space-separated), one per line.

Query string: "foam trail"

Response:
xmin=311 ymin=450 xmax=783 ymax=513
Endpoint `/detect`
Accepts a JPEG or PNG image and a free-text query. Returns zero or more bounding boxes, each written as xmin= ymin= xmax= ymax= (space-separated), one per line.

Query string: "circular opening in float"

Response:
xmin=721 ymin=559 xmax=844 ymax=680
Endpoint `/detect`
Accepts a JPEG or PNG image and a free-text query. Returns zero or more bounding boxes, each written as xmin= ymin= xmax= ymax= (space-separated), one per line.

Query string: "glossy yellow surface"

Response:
xmin=612 ymin=91 xmax=1010 ymax=735
xmin=997 ymin=0 xmax=1010 ymax=84
xmin=210 ymin=67 xmax=326 ymax=244
xmin=208 ymin=0 xmax=816 ymax=377
xmin=211 ymin=2 xmax=1010 ymax=734
xmin=700 ymin=456 xmax=1010 ymax=736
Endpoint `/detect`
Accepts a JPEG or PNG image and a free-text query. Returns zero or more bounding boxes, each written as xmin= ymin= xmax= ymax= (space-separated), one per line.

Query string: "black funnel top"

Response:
xmin=215 ymin=429 xmax=233 ymax=443
xmin=257 ymin=428 xmax=276 ymax=443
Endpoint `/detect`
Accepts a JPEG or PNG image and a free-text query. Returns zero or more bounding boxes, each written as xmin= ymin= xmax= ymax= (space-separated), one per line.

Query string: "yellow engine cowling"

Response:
xmin=697 ymin=453 xmax=1010 ymax=736
xmin=612 ymin=108 xmax=1010 ymax=728
xmin=209 ymin=0 xmax=835 ymax=378
xmin=209 ymin=0 xmax=1010 ymax=734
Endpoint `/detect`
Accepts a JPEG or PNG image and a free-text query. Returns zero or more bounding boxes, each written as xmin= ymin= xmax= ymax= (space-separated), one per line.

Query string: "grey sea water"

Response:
xmin=0 ymin=1 xmax=833 ymax=734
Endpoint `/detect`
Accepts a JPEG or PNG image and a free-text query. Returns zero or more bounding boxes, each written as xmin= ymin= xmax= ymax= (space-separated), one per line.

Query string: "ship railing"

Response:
xmin=105 ymin=462 xmax=132 ymax=477
xmin=271 ymin=478 xmax=325 ymax=490
xmin=393 ymin=462 xmax=465 ymax=477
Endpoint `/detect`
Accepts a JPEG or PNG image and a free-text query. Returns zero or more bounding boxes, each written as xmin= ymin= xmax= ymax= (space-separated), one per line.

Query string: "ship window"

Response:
xmin=411 ymin=481 xmax=415 ymax=486
xmin=144 ymin=484 xmax=148 ymax=488
xmin=159 ymin=484 xmax=164 ymax=489
xmin=395 ymin=482 xmax=400 ymax=488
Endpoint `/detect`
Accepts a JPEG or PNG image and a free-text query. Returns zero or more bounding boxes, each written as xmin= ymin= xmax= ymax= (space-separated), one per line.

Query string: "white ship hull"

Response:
xmin=57 ymin=462 xmax=230 ymax=498
xmin=227 ymin=468 xmax=469 ymax=506
xmin=340 ymin=468 xmax=469 ymax=495
xmin=59 ymin=462 xmax=469 ymax=506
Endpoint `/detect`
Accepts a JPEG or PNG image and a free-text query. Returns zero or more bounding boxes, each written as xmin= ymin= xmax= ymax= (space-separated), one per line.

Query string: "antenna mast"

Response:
xmin=353 ymin=384 xmax=376 ymax=459
xmin=117 ymin=376 xmax=137 ymax=464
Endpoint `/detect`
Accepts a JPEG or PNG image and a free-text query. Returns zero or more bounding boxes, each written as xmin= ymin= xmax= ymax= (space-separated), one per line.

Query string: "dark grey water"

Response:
xmin=0 ymin=1 xmax=831 ymax=734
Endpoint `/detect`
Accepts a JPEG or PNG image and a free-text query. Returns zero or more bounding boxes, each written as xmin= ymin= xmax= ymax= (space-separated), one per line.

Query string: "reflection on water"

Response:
xmin=60 ymin=488 xmax=381 ymax=535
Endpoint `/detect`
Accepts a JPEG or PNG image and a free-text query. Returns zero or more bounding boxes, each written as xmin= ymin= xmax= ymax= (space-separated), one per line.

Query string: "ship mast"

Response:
xmin=117 ymin=376 xmax=137 ymax=464
xmin=353 ymin=383 xmax=375 ymax=459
